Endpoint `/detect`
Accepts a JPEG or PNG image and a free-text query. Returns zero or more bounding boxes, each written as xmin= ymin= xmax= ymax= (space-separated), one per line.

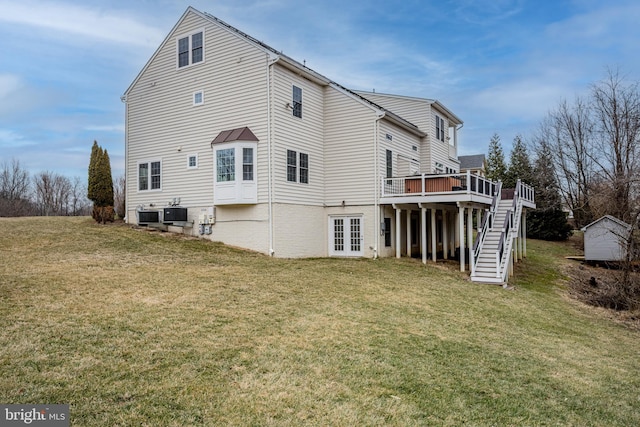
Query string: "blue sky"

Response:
xmin=1 ymin=0 xmax=639 ymax=181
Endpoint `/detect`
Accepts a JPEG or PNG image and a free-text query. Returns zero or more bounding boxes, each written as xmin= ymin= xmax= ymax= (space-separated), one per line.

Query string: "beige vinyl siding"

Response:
xmin=430 ymin=109 xmax=458 ymax=173
xmin=323 ymin=86 xmax=379 ymax=206
xmin=126 ymin=10 xmax=271 ymax=214
xmin=271 ymin=64 xmax=325 ymax=205
xmin=355 ymin=91 xmax=430 ymax=130
xmin=379 ymin=120 xmax=423 ymax=180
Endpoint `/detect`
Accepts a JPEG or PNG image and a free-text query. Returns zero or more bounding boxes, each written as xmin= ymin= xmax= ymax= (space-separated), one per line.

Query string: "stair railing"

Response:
xmin=471 ymin=181 xmax=502 ymax=276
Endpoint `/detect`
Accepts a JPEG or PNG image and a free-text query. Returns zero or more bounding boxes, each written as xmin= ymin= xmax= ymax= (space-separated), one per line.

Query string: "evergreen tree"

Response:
xmin=505 ymin=135 xmax=534 ymax=188
xmin=532 ymin=139 xmax=562 ymax=210
xmin=526 ymin=137 xmax=572 ymax=241
xmin=87 ymin=141 xmax=114 ymax=223
xmin=485 ymin=133 xmax=507 ymax=183
xmin=96 ymin=149 xmax=114 ymax=207
xmin=87 ymin=141 xmax=100 ymax=202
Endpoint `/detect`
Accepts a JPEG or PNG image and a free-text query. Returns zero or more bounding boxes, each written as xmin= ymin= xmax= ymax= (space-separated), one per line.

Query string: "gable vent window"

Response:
xmin=193 ymin=90 xmax=204 ymax=106
xmin=178 ymin=30 xmax=204 ymax=68
xmin=187 ymin=154 xmax=198 ymax=169
xmin=292 ymin=85 xmax=302 ymax=118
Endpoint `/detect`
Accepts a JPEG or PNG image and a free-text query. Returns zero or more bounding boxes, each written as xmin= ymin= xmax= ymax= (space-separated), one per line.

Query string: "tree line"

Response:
xmin=486 ymin=69 xmax=640 ymax=312
xmin=0 ymin=159 xmax=91 ymax=217
xmin=1 ymin=141 xmax=125 ymax=219
xmin=485 ymin=69 xmax=640 ymax=239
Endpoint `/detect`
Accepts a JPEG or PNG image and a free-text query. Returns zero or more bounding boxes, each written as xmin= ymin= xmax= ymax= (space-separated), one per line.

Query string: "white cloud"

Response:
xmin=0 ymin=0 xmax=165 ymax=48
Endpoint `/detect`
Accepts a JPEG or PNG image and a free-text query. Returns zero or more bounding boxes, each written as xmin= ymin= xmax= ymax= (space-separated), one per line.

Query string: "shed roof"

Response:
xmin=580 ymin=215 xmax=631 ymax=232
xmin=211 ymin=127 xmax=259 ymax=145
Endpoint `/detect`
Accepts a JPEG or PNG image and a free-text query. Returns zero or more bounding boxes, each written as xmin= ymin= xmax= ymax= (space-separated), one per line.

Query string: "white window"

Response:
xmin=138 ymin=160 xmax=161 ymax=191
xmin=187 ymin=154 xmax=198 ymax=169
xmin=286 ymin=149 xmax=309 ymax=183
xmin=193 ymin=91 xmax=204 ymax=106
xmin=213 ymin=142 xmax=257 ymax=205
xmin=434 ymin=162 xmax=444 ymax=174
xmin=435 ymin=115 xmax=445 ymax=142
xmin=216 ymin=148 xmax=235 ymax=182
xmin=177 ymin=30 xmax=204 ymax=68
xmin=292 ymin=85 xmax=302 ymax=118
xmin=329 ymin=216 xmax=363 ymax=256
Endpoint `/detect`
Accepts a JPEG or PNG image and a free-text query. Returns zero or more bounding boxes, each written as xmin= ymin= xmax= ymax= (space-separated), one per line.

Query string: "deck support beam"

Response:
xmin=419 ymin=204 xmax=427 ymax=265
xmin=406 ymin=209 xmax=412 ymax=258
xmin=394 ymin=205 xmax=401 ymax=259
xmin=458 ymin=205 xmax=465 ymax=272
xmin=467 ymin=206 xmax=474 ymax=274
xmin=443 ymin=210 xmax=448 ymax=260
xmin=431 ymin=208 xmax=437 ymax=262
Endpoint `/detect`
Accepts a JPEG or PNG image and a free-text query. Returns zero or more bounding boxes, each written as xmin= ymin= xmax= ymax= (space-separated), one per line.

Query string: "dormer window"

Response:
xmin=177 ymin=30 xmax=204 ymax=68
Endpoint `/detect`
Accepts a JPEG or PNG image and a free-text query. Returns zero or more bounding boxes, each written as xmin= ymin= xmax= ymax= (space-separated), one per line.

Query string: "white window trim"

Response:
xmin=176 ymin=28 xmax=205 ymax=69
xmin=137 ymin=159 xmax=162 ymax=192
xmin=187 ymin=153 xmax=198 ymax=170
xmin=193 ymin=90 xmax=204 ymax=106
xmin=329 ymin=215 xmax=364 ymax=257
xmin=286 ymin=149 xmax=309 ymax=184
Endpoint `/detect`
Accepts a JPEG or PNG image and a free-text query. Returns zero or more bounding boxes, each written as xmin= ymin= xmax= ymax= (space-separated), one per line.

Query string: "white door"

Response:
xmin=329 ymin=216 xmax=364 ymax=256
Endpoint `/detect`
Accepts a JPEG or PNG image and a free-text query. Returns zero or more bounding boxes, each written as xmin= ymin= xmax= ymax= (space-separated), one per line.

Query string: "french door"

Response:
xmin=329 ymin=216 xmax=363 ymax=256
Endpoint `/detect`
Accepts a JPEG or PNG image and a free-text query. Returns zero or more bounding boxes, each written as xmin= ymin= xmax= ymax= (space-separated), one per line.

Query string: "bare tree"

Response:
xmin=113 ymin=174 xmax=126 ymax=219
xmin=69 ymin=176 xmax=91 ymax=216
xmin=590 ymin=69 xmax=640 ymax=223
xmin=535 ymin=97 xmax=596 ymax=228
xmin=0 ymin=159 xmax=34 ymax=217
xmin=33 ymin=171 xmax=72 ymax=216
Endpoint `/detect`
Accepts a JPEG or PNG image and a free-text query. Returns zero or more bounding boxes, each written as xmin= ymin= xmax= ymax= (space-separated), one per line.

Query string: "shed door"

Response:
xmin=329 ymin=216 xmax=363 ymax=257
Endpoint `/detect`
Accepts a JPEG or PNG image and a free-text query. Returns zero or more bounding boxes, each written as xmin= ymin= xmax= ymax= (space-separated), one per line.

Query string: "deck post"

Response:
xmin=431 ymin=208 xmax=437 ymax=262
xmin=420 ymin=204 xmax=427 ymax=264
xmin=458 ymin=205 xmax=465 ymax=272
xmin=406 ymin=209 xmax=412 ymax=258
xmin=395 ymin=206 xmax=401 ymax=258
xmin=524 ymin=216 xmax=527 ymax=256
xmin=467 ymin=206 xmax=474 ymax=273
xmin=450 ymin=211 xmax=456 ymax=258
xmin=443 ymin=211 xmax=448 ymax=260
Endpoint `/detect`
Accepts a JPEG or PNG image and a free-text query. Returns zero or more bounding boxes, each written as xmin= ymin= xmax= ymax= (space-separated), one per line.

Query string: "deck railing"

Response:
xmin=382 ymin=170 xmax=497 ymax=198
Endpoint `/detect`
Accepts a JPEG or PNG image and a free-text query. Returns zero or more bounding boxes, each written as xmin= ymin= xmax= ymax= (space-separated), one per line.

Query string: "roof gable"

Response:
xmin=581 ymin=215 xmax=631 ymax=232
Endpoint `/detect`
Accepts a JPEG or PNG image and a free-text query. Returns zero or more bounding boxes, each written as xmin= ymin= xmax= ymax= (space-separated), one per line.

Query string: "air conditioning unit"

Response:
xmin=137 ymin=210 xmax=159 ymax=225
xmin=163 ymin=207 xmax=188 ymax=224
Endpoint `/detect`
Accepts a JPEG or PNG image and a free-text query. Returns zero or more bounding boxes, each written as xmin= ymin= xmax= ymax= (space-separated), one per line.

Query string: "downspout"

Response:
xmin=373 ymin=111 xmax=386 ymax=259
xmin=267 ymin=53 xmax=277 ymax=256
xmin=120 ymin=94 xmax=128 ymax=222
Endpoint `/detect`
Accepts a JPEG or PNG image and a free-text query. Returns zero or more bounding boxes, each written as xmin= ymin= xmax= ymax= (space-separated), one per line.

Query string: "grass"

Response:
xmin=1 ymin=217 xmax=639 ymax=426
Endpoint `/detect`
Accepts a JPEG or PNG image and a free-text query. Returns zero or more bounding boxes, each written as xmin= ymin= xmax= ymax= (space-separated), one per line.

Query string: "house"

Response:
xmin=458 ymin=154 xmax=486 ymax=177
xmin=123 ymin=7 xmax=535 ymax=283
xmin=581 ymin=215 xmax=632 ymax=262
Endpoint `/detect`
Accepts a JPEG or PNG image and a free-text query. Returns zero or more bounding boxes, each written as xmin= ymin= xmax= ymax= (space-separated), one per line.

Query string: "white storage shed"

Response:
xmin=581 ymin=215 xmax=631 ymax=262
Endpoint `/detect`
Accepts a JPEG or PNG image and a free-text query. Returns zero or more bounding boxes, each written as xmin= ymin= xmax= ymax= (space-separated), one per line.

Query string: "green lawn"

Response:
xmin=1 ymin=217 xmax=638 ymax=426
